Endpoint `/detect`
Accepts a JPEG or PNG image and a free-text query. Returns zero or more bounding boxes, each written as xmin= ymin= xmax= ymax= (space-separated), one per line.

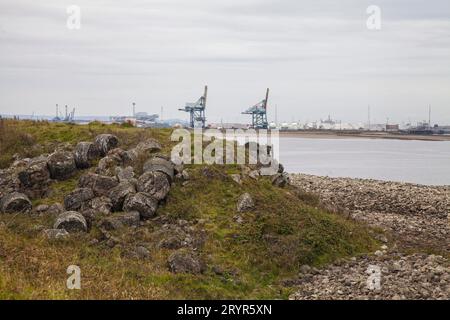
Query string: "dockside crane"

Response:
xmin=242 ymin=88 xmax=269 ymax=129
xmin=179 ymin=85 xmax=208 ymax=128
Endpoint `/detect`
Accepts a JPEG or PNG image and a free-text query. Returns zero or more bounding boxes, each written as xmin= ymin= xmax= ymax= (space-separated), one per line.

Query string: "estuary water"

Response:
xmin=279 ymin=137 xmax=450 ymax=186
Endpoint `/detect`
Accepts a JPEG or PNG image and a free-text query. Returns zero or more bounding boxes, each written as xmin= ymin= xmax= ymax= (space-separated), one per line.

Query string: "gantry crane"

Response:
xmin=242 ymin=88 xmax=269 ymax=129
xmin=179 ymin=86 xmax=208 ymax=128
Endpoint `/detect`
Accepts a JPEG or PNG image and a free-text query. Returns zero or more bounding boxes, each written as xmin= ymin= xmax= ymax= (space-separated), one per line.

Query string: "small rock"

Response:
xmin=136 ymin=171 xmax=171 ymax=201
xmin=0 ymin=192 xmax=32 ymax=213
xmin=168 ymin=250 xmax=205 ymax=274
xmin=237 ymin=193 xmax=255 ymax=212
xmin=230 ymin=174 xmax=242 ymax=185
xmin=54 ymin=211 xmax=88 ymax=233
xmin=135 ymin=246 xmax=150 ymax=259
xmin=43 ymin=228 xmax=70 ymax=240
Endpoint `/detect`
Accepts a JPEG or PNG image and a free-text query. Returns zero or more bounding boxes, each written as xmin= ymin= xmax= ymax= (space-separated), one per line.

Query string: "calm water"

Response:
xmin=279 ymin=137 xmax=450 ymax=186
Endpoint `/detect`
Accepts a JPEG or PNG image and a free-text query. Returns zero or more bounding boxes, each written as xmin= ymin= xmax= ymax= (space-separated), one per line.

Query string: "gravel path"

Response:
xmin=289 ymin=174 xmax=449 ymax=300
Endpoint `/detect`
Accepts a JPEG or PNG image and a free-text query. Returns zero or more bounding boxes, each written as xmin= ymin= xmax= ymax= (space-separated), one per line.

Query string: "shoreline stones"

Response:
xmin=54 ymin=211 xmax=88 ymax=233
xmin=0 ymin=192 xmax=32 ymax=213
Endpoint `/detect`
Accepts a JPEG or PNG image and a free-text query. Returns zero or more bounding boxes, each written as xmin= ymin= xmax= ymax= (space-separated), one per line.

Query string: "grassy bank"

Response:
xmin=0 ymin=120 xmax=379 ymax=299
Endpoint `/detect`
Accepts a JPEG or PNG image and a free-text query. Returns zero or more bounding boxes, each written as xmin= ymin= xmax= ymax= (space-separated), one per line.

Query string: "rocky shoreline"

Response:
xmin=289 ymin=173 xmax=449 ymax=300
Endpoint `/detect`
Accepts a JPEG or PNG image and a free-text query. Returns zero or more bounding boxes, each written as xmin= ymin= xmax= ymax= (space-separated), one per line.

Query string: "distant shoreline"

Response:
xmin=279 ymin=130 xmax=450 ymax=141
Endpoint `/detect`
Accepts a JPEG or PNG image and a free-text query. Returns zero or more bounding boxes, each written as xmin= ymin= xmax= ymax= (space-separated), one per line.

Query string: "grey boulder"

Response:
xmin=74 ymin=142 xmax=99 ymax=169
xmin=108 ymin=181 xmax=136 ymax=212
xmin=136 ymin=171 xmax=171 ymax=201
xmin=143 ymin=157 xmax=174 ymax=182
xmin=47 ymin=151 xmax=77 ymax=180
xmin=54 ymin=211 xmax=88 ymax=233
xmin=94 ymin=134 xmax=119 ymax=156
xmin=0 ymin=192 xmax=32 ymax=213
xmin=64 ymin=188 xmax=95 ymax=211
xmin=123 ymin=192 xmax=158 ymax=219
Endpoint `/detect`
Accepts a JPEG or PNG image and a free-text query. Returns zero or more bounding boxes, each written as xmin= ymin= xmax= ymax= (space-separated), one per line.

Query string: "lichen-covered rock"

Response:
xmin=136 ymin=139 xmax=162 ymax=153
xmin=96 ymin=153 xmax=123 ymax=176
xmin=47 ymin=151 xmax=76 ymax=180
xmin=17 ymin=156 xmax=50 ymax=187
xmin=143 ymin=157 xmax=174 ymax=182
xmin=108 ymin=181 xmax=136 ymax=212
xmin=74 ymin=142 xmax=99 ymax=169
xmin=53 ymin=211 xmax=87 ymax=233
xmin=237 ymin=193 xmax=255 ymax=212
xmin=94 ymin=134 xmax=119 ymax=156
xmin=79 ymin=173 xmax=119 ymax=197
xmin=64 ymin=188 xmax=95 ymax=211
xmin=0 ymin=192 xmax=32 ymax=213
xmin=167 ymin=250 xmax=205 ymax=274
xmin=137 ymin=171 xmax=171 ymax=201
xmin=100 ymin=211 xmax=140 ymax=230
xmin=82 ymin=196 xmax=112 ymax=215
xmin=123 ymin=192 xmax=158 ymax=219
xmin=116 ymin=166 xmax=135 ymax=182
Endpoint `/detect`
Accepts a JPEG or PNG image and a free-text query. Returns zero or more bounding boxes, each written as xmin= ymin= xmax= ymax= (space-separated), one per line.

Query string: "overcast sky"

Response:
xmin=0 ymin=0 xmax=449 ymax=124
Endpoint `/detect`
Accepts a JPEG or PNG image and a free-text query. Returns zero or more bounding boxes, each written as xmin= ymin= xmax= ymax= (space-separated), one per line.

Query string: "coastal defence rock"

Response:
xmin=82 ymin=196 xmax=112 ymax=215
xmin=0 ymin=192 xmax=32 ymax=213
xmin=74 ymin=142 xmax=99 ymax=169
xmin=123 ymin=192 xmax=158 ymax=220
xmin=54 ymin=211 xmax=88 ymax=233
xmin=79 ymin=173 xmax=119 ymax=197
xmin=136 ymin=171 xmax=171 ymax=201
xmin=143 ymin=157 xmax=174 ymax=182
xmin=94 ymin=134 xmax=119 ymax=157
xmin=17 ymin=156 xmax=51 ymax=198
xmin=47 ymin=151 xmax=77 ymax=180
xmin=64 ymin=188 xmax=95 ymax=211
xmin=108 ymin=181 xmax=136 ymax=212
